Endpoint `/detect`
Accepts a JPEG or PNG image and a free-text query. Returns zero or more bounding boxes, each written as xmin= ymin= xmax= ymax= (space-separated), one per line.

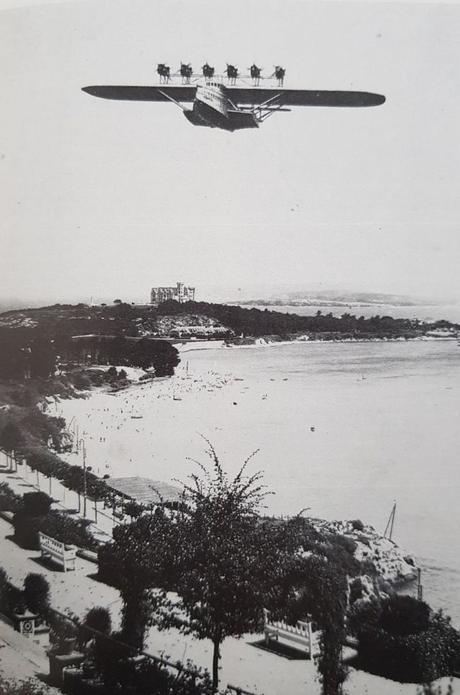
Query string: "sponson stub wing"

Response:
xmin=82 ymin=85 xmax=197 ymax=102
xmin=226 ymin=87 xmax=386 ymax=108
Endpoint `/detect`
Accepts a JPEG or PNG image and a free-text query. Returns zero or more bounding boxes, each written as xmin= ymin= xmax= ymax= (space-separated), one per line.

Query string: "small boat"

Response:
xmin=130 ymin=415 xmax=143 ymax=419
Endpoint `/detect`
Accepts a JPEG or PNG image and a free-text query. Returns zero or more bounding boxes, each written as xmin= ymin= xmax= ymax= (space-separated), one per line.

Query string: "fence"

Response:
xmin=49 ymin=608 xmax=259 ymax=694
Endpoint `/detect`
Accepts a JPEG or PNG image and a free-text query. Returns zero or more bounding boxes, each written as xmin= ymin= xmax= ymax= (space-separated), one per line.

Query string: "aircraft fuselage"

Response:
xmin=184 ymin=82 xmax=258 ymax=131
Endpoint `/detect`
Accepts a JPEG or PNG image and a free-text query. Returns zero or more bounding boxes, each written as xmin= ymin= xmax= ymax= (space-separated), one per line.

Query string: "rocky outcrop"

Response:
xmin=310 ymin=518 xmax=418 ymax=589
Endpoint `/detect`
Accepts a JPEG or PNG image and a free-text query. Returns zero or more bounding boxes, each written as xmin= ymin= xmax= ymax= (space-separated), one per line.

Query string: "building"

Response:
xmin=150 ymin=282 xmax=195 ymax=306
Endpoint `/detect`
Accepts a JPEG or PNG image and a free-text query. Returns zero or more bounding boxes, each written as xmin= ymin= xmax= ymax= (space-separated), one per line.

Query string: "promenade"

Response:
xmin=1 ymin=492 xmax=457 ymax=694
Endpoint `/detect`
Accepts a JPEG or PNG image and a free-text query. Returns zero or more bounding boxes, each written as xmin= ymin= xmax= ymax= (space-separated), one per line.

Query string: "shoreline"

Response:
xmin=38 ymin=363 xmax=419 ymax=594
xmin=174 ymin=333 xmax=458 ymax=352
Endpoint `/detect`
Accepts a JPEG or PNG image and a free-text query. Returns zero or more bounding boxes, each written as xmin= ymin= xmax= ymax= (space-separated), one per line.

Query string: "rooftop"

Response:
xmin=105 ymin=476 xmax=182 ymax=505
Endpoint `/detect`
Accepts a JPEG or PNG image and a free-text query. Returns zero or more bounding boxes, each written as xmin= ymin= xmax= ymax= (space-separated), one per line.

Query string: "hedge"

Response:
xmin=357 ymin=606 xmax=460 ymax=682
xmin=13 ymin=507 xmax=98 ymax=552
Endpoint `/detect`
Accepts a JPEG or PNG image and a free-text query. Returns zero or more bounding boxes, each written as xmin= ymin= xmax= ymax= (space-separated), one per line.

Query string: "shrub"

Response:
xmin=123 ymin=500 xmax=143 ymax=519
xmin=83 ymin=606 xmax=111 ymax=636
xmin=380 ymin=595 xmax=430 ymax=636
xmin=0 ymin=482 xmax=22 ymax=512
xmin=49 ymin=613 xmax=79 ymax=655
xmin=348 ymin=596 xmax=381 ymax=636
xmin=0 ymin=567 xmax=9 ymax=614
xmin=0 ymin=675 xmax=49 ymax=695
xmin=70 ymin=372 xmax=92 ymax=390
xmin=22 ymin=491 xmax=52 ymax=517
xmin=23 ymin=573 xmax=50 ymax=618
xmin=333 ymin=533 xmax=357 ymax=556
xmin=356 ymin=597 xmax=460 ymax=682
xmin=349 ymin=577 xmax=364 ymax=604
xmin=13 ymin=507 xmax=97 ymax=552
xmin=13 ymin=511 xmax=43 ymax=549
xmin=350 ymin=519 xmax=365 ymax=532
xmin=42 ymin=511 xmax=98 ymax=551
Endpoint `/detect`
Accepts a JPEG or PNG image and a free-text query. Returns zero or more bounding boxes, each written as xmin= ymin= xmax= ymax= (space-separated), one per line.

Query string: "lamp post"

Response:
xmin=78 ymin=439 xmax=88 ymax=518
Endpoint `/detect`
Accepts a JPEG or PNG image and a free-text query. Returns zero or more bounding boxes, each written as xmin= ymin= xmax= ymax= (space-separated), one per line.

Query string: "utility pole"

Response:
xmin=82 ymin=440 xmax=87 ymax=518
xmin=78 ymin=438 xmax=88 ymax=517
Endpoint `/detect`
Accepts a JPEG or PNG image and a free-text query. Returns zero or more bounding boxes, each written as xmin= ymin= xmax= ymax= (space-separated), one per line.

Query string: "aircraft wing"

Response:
xmin=82 ymin=84 xmax=385 ymax=108
xmin=227 ymin=87 xmax=385 ymax=107
xmin=82 ymin=85 xmax=197 ymax=102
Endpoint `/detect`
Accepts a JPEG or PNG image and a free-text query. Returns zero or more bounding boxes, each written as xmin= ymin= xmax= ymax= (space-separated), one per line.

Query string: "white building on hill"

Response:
xmin=150 ymin=282 xmax=195 ymax=306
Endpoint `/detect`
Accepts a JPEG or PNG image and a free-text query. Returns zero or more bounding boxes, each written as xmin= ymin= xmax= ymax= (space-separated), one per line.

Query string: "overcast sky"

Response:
xmin=1 ymin=0 xmax=460 ymax=305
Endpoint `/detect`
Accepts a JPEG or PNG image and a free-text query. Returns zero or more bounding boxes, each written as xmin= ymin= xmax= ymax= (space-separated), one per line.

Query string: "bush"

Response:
xmin=70 ymin=372 xmax=92 ymax=390
xmin=13 ymin=511 xmax=44 ymax=549
xmin=348 ymin=596 xmax=381 ymax=635
xmin=350 ymin=519 xmax=365 ymax=532
xmin=0 ymin=675 xmax=49 ymax=695
xmin=23 ymin=573 xmax=50 ymax=618
xmin=22 ymin=491 xmax=52 ymax=517
xmin=83 ymin=606 xmax=112 ymax=636
xmin=49 ymin=613 xmax=79 ymax=655
xmin=356 ymin=597 xmax=460 ymax=682
xmin=42 ymin=511 xmax=98 ymax=551
xmin=0 ymin=567 xmax=9 ymax=614
xmin=13 ymin=507 xmax=97 ymax=552
xmin=0 ymin=482 xmax=22 ymax=512
xmin=380 ymin=595 xmax=430 ymax=636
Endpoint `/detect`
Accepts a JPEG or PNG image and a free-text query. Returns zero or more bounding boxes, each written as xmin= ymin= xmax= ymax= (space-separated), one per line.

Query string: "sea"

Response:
xmin=184 ymin=338 xmax=460 ymax=626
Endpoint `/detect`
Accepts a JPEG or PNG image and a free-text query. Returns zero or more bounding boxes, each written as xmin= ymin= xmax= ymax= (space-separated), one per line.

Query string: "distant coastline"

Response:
xmin=173 ymin=330 xmax=458 ymax=353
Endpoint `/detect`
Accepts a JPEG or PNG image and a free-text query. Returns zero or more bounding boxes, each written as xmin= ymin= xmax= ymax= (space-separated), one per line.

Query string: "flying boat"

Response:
xmin=82 ymin=64 xmax=385 ymax=132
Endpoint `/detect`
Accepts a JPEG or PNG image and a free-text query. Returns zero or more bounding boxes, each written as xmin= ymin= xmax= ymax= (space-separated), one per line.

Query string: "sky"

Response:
xmin=1 ymin=0 xmax=460 ymax=305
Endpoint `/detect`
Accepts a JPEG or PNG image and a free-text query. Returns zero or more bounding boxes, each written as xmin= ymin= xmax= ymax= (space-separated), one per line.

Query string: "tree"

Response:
xmin=129 ymin=338 xmax=179 ymax=374
xmin=0 ymin=422 xmax=23 ymax=452
xmin=100 ymin=443 xmax=301 ymax=692
xmin=0 ymin=338 xmax=28 ymax=380
xmin=106 ymin=366 xmax=118 ymax=380
xmin=151 ymin=442 xmax=297 ymax=692
xmin=23 ymin=573 xmax=50 ymax=618
xmin=310 ymin=560 xmax=349 ymax=695
xmin=29 ymin=336 xmax=56 ymax=379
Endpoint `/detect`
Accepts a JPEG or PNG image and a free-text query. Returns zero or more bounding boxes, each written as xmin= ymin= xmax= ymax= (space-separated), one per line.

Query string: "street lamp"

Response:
xmin=78 ymin=439 xmax=87 ymax=517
